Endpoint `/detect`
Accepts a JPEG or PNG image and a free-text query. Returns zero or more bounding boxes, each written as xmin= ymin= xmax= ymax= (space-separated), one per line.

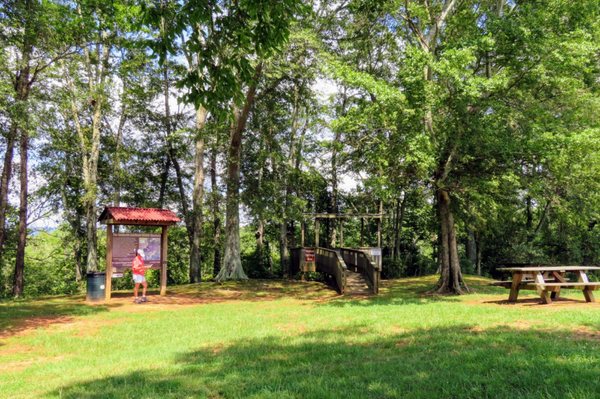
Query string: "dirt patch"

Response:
xmin=105 ymin=291 xmax=318 ymax=309
xmin=0 ymin=343 xmax=35 ymax=356
xmin=0 ymin=355 xmax=65 ymax=373
xmin=570 ymin=326 xmax=600 ymax=342
xmin=0 ymin=315 xmax=74 ymax=340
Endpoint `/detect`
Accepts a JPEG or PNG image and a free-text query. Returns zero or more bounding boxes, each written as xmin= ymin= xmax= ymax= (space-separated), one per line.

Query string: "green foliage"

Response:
xmin=143 ymin=0 xmax=306 ymax=116
xmin=22 ymin=229 xmax=80 ymax=297
xmin=381 ymin=256 xmax=404 ymax=279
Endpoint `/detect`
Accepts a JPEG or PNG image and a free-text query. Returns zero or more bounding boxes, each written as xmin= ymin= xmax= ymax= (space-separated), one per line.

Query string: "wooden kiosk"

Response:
xmin=98 ymin=207 xmax=180 ymax=300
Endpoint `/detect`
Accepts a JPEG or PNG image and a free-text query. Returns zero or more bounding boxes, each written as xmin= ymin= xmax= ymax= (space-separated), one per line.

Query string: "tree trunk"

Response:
xmin=13 ymin=123 xmax=28 ymax=297
xmin=170 ymin=152 xmax=191 ymax=237
xmin=84 ymin=94 xmax=103 ymax=272
xmin=210 ymin=145 xmax=221 ymax=277
xmin=330 ymin=129 xmax=341 ymax=248
xmin=0 ymin=125 xmax=16 ymax=257
xmin=255 ymin=133 xmax=268 ymax=272
xmin=157 ymin=0 xmax=170 ymax=210
xmin=217 ymin=66 xmax=261 ymax=281
xmin=476 ymin=232 xmax=482 ymax=276
xmin=466 ymin=228 xmax=477 ymax=269
xmin=9 ymin=5 xmax=34 ymax=294
xmin=279 ymin=221 xmax=289 ymax=276
xmin=189 ymin=107 xmax=207 ymax=283
xmin=74 ymin=237 xmax=84 ymax=282
xmin=434 ymin=189 xmax=468 ymax=294
xmin=112 ymin=100 xmax=126 ymax=207
xmin=393 ymin=192 xmax=407 ymax=261
xmin=218 ymin=107 xmax=247 ymax=281
xmin=76 ymin=26 xmax=111 ymax=273
xmin=279 ymin=88 xmax=301 ymax=275
xmin=525 ymin=195 xmax=533 ymax=230
xmin=158 ymin=156 xmax=171 ymax=208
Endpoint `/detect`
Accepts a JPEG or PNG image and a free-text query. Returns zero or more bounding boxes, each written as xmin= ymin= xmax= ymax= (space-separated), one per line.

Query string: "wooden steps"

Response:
xmin=345 ymin=270 xmax=371 ymax=296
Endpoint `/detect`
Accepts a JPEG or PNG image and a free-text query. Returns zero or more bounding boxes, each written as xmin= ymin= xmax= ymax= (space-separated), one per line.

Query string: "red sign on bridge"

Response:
xmin=305 ymin=249 xmax=315 ymax=262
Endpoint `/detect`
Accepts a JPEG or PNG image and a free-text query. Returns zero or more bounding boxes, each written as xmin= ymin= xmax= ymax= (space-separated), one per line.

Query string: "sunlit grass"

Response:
xmin=1 ymin=276 xmax=600 ymax=398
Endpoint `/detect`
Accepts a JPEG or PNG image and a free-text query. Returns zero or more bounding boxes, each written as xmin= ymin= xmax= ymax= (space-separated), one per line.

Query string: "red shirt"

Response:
xmin=132 ymin=255 xmax=145 ymax=276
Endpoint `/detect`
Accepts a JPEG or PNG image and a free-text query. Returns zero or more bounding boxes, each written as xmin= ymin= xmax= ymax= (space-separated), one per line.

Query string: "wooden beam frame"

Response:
xmin=160 ymin=226 xmax=168 ymax=296
xmin=105 ymin=225 xmax=113 ymax=301
xmin=303 ymin=213 xmax=384 ymax=220
xmin=101 ymin=224 xmax=172 ymax=300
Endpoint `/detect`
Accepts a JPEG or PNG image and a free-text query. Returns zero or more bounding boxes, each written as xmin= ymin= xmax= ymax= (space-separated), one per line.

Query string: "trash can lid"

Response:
xmin=86 ymin=271 xmax=106 ymax=277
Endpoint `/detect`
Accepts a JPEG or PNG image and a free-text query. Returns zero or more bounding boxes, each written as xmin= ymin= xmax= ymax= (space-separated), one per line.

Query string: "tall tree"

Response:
xmin=150 ymin=0 xmax=305 ymax=281
xmin=0 ymin=0 xmax=75 ymax=295
xmin=63 ymin=1 xmax=124 ymax=272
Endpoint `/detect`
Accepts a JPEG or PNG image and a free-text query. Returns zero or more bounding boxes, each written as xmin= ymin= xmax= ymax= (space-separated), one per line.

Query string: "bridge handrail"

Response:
xmin=339 ymin=247 xmax=380 ymax=294
xmin=315 ymin=247 xmax=347 ymax=294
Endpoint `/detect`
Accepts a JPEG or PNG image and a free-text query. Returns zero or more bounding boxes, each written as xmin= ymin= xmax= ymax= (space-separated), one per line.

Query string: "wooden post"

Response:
xmin=377 ymin=218 xmax=381 ymax=248
xmin=360 ymin=218 xmax=364 ymax=247
xmin=578 ymin=270 xmax=595 ymax=303
xmin=105 ymin=224 xmax=113 ymax=301
xmin=315 ymin=219 xmax=320 ymax=248
xmin=339 ymin=219 xmax=344 ymax=248
xmin=508 ymin=272 xmax=523 ymax=302
xmin=160 ymin=225 xmax=168 ymax=296
xmin=301 ymin=220 xmax=305 ymax=247
xmin=534 ymin=271 xmax=552 ymax=304
xmin=377 ymin=201 xmax=383 ymax=248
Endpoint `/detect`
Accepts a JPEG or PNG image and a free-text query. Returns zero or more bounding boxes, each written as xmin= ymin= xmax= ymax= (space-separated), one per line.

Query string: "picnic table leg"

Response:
xmin=534 ymin=272 xmax=552 ymax=304
xmin=540 ymin=290 xmax=552 ymax=304
xmin=577 ymin=271 xmax=595 ymax=303
xmin=583 ymin=289 xmax=595 ymax=303
xmin=550 ymin=272 xmax=565 ymax=300
xmin=508 ymin=272 xmax=523 ymax=302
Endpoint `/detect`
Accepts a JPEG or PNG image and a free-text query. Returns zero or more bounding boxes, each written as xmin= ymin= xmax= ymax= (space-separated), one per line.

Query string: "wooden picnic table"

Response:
xmin=495 ymin=266 xmax=600 ymax=304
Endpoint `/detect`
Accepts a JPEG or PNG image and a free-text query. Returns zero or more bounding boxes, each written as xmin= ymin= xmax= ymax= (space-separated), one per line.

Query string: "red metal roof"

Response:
xmin=98 ymin=207 xmax=181 ymax=225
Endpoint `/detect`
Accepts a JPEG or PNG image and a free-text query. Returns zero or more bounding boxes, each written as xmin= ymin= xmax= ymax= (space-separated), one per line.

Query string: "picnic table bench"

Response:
xmin=495 ymin=266 xmax=600 ymax=304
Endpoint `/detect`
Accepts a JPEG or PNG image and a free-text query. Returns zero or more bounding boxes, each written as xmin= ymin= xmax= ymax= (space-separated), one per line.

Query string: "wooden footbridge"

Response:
xmin=290 ymin=247 xmax=381 ymax=295
xmin=290 ymin=212 xmax=383 ymax=295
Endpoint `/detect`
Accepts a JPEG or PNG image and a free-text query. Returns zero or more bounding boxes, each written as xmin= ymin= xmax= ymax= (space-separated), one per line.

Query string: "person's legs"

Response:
xmin=142 ymin=280 xmax=147 ymax=298
xmin=134 ymin=282 xmax=140 ymax=298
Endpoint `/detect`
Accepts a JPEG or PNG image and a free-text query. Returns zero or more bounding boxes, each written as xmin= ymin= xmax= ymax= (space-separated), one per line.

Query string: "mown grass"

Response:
xmin=1 ymin=275 xmax=600 ymax=398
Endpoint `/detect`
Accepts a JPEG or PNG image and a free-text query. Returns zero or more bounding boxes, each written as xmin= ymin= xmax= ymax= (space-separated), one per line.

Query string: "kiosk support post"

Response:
xmin=105 ymin=225 xmax=113 ymax=301
xmin=160 ymin=226 xmax=168 ymax=295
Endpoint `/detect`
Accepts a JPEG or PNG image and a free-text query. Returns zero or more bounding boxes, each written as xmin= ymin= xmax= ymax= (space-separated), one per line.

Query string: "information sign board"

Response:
xmin=112 ymin=234 xmax=162 ymax=272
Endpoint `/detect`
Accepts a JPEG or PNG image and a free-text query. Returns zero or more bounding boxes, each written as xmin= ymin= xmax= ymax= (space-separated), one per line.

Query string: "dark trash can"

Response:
xmin=86 ymin=272 xmax=106 ymax=302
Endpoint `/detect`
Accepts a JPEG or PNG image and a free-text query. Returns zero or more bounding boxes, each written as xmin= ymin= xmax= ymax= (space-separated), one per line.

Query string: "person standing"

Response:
xmin=132 ymin=248 xmax=148 ymax=303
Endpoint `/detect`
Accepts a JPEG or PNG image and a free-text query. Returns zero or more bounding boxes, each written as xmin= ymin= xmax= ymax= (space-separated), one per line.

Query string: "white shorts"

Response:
xmin=133 ymin=274 xmax=146 ymax=284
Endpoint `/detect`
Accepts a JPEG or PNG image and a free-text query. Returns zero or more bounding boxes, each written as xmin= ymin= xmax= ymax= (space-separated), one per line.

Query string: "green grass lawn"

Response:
xmin=1 ymin=275 xmax=600 ymax=399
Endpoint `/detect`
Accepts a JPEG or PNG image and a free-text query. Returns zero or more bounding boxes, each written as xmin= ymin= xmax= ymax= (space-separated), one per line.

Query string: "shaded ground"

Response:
xmin=46 ymin=325 xmax=600 ymax=399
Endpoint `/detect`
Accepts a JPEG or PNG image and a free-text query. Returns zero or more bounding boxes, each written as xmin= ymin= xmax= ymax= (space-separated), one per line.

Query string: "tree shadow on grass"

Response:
xmin=324 ymin=279 xmax=464 ymax=308
xmin=0 ymin=299 xmax=110 ymax=340
xmin=165 ymin=279 xmax=340 ymax=302
xmin=323 ymin=275 xmax=510 ymax=308
xmin=50 ymin=325 xmax=600 ymax=399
